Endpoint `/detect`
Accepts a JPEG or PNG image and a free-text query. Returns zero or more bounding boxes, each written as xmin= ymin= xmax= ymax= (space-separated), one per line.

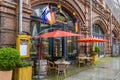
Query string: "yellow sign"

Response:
xmin=16 ymin=35 xmax=31 ymax=58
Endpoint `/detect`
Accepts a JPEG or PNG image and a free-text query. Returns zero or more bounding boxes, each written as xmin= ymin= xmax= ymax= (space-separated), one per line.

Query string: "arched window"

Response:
xmin=92 ymin=24 xmax=104 ymax=58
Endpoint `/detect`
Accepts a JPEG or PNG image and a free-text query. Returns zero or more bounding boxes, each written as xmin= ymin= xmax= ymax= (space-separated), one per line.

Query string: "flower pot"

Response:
xmin=92 ymin=55 xmax=98 ymax=62
xmin=14 ymin=66 xmax=32 ymax=80
xmin=0 ymin=70 xmax=12 ymax=80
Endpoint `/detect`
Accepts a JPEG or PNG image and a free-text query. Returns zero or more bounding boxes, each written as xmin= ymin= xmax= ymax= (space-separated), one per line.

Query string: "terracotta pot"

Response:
xmin=0 ymin=70 xmax=12 ymax=80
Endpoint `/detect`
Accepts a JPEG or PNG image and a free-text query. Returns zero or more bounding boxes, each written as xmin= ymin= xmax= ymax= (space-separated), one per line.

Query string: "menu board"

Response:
xmin=20 ymin=40 xmax=28 ymax=56
xmin=16 ymin=35 xmax=31 ymax=58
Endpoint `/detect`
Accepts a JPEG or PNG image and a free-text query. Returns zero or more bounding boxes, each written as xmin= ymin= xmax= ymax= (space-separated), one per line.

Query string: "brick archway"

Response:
xmin=30 ymin=0 xmax=85 ymax=24
xmin=92 ymin=16 xmax=108 ymax=34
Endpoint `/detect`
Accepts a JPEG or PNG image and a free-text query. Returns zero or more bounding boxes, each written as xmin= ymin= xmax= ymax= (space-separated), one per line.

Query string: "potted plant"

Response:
xmin=44 ymin=53 xmax=51 ymax=59
xmin=14 ymin=60 xmax=32 ymax=80
xmin=91 ymin=46 xmax=100 ymax=62
xmin=0 ymin=47 xmax=21 ymax=80
xmin=68 ymin=53 xmax=75 ymax=60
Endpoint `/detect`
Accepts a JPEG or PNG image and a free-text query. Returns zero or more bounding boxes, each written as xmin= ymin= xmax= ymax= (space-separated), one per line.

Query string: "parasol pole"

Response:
xmin=38 ymin=37 xmax=41 ymax=80
xmin=36 ymin=27 xmax=57 ymax=80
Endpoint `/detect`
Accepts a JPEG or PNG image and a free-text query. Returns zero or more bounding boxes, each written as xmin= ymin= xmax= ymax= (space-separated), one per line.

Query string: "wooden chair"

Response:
xmin=78 ymin=58 xmax=86 ymax=67
xmin=56 ymin=63 xmax=67 ymax=79
xmin=47 ymin=60 xmax=56 ymax=75
xmin=86 ymin=57 xmax=94 ymax=65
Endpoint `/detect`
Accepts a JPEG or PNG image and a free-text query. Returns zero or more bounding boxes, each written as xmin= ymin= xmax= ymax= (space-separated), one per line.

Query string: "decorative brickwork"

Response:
xmin=0 ymin=0 xmax=120 ymax=56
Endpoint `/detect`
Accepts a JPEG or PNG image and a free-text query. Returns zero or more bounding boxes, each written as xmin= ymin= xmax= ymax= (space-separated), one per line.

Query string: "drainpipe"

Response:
xmin=110 ymin=11 xmax=112 ymax=56
xmin=90 ymin=0 xmax=92 ymax=37
xmin=19 ymin=0 xmax=22 ymax=34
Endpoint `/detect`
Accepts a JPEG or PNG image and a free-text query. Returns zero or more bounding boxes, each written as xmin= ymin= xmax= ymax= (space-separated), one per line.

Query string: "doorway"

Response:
xmin=30 ymin=18 xmax=67 ymax=61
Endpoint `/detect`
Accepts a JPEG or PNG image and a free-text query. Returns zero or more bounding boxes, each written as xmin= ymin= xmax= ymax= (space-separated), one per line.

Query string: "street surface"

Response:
xmin=65 ymin=57 xmax=120 ymax=80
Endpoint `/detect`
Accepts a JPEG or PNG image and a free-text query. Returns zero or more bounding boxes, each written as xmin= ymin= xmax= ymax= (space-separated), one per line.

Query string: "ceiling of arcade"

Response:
xmin=30 ymin=0 xmax=86 ymax=24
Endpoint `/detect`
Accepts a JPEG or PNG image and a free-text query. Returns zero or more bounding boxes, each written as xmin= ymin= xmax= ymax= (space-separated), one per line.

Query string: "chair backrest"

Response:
xmin=57 ymin=64 xmax=66 ymax=71
xmin=47 ymin=60 xmax=55 ymax=69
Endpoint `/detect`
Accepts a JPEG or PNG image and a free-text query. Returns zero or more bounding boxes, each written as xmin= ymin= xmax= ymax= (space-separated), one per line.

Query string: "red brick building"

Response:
xmin=0 ymin=0 xmax=120 ymax=58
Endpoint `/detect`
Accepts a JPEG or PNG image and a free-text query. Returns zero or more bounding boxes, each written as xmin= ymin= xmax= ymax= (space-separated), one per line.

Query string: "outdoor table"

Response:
xmin=54 ymin=60 xmax=70 ymax=65
xmin=54 ymin=60 xmax=70 ymax=71
xmin=77 ymin=56 xmax=92 ymax=60
xmin=77 ymin=56 xmax=93 ymax=66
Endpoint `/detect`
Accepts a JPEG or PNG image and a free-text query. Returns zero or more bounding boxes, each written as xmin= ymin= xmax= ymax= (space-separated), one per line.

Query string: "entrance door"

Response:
xmin=47 ymin=24 xmax=66 ymax=61
xmin=53 ymin=37 xmax=63 ymax=59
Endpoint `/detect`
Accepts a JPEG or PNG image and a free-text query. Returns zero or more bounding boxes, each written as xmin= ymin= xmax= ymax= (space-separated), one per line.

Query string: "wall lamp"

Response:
xmin=73 ymin=12 xmax=76 ymax=16
xmin=57 ymin=1 xmax=61 ymax=9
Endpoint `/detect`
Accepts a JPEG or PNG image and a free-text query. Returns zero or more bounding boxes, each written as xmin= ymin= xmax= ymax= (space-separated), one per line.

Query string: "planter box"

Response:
xmin=14 ymin=66 xmax=32 ymax=80
xmin=92 ymin=55 xmax=98 ymax=62
xmin=0 ymin=70 xmax=12 ymax=80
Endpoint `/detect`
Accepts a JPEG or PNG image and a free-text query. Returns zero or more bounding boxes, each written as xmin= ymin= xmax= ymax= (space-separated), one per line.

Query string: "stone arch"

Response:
xmin=113 ymin=28 xmax=119 ymax=38
xmin=31 ymin=0 xmax=85 ymax=24
xmin=92 ymin=16 xmax=108 ymax=34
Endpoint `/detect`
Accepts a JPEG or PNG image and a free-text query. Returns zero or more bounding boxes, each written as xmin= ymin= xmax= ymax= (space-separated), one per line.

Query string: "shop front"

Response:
xmin=30 ymin=3 xmax=79 ymax=68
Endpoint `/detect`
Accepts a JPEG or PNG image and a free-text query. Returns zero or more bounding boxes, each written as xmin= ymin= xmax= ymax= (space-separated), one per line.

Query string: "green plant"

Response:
xmin=92 ymin=46 xmax=100 ymax=55
xmin=17 ymin=60 xmax=32 ymax=68
xmin=44 ymin=53 xmax=51 ymax=59
xmin=68 ymin=53 xmax=75 ymax=57
xmin=0 ymin=47 xmax=21 ymax=71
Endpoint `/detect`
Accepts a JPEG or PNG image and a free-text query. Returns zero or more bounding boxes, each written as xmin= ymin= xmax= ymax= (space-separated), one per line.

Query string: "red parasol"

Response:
xmin=35 ymin=30 xmax=80 ymax=38
xmin=76 ymin=37 xmax=107 ymax=42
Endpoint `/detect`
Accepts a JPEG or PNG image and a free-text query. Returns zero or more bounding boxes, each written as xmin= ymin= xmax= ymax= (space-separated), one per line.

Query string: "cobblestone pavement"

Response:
xmin=65 ymin=57 xmax=120 ymax=80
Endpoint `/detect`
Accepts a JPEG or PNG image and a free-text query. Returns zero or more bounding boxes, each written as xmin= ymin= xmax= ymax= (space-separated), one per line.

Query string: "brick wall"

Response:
xmin=0 ymin=0 xmax=32 ymax=47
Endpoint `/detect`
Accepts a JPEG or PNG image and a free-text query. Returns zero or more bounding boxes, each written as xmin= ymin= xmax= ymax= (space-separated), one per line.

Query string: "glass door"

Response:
xmin=53 ymin=38 xmax=63 ymax=58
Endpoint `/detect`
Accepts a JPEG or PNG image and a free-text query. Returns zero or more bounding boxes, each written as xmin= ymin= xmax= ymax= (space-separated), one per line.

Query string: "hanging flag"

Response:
xmin=41 ymin=4 xmax=56 ymax=25
xmin=50 ymin=11 xmax=56 ymax=25
xmin=75 ymin=20 xmax=79 ymax=33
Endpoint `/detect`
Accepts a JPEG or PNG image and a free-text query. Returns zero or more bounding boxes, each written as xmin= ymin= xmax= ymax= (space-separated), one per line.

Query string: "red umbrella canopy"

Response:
xmin=77 ymin=37 xmax=107 ymax=42
xmin=35 ymin=30 xmax=80 ymax=39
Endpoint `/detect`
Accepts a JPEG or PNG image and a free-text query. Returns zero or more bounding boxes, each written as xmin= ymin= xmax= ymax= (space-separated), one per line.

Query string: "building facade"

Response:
xmin=0 ymin=0 xmax=120 ymax=59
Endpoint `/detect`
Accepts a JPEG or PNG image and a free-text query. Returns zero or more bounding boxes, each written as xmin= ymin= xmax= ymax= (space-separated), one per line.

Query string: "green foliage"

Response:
xmin=17 ymin=60 xmax=32 ymax=68
xmin=92 ymin=46 xmax=100 ymax=55
xmin=0 ymin=47 xmax=21 ymax=71
xmin=68 ymin=53 xmax=75 ymax=57
xmin=44 ymin=53 xmax=51 ymax=59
